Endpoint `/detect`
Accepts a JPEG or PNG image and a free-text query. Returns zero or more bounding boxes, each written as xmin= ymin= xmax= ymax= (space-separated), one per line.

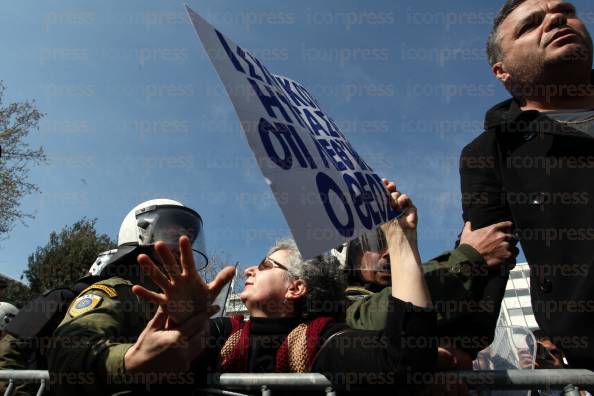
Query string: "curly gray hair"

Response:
xmin=267 ymin=238 xmax=346 ymax=318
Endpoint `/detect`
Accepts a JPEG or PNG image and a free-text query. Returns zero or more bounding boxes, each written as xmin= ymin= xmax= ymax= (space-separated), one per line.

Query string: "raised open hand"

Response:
xmin=132 ymin=235 xmax=235 ymax=325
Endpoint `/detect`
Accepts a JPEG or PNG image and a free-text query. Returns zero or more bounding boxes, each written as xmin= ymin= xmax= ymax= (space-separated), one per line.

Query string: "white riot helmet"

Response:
xmin=330 ymin=243 xmax=348 ymax=270
xmin=0 ymin=302 xmax=18 ymax=331
xmin=88 ymin=249 xmax=118 ymax=276
xmin=118 ymin=198 xmax=208 ymax=270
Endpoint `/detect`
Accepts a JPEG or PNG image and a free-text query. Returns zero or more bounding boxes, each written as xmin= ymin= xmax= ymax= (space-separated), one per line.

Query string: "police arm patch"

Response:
xmin=81 ymin=284 xmax=118 ymax=298
xmin=68 ymin=294 xmax=103 ymax=318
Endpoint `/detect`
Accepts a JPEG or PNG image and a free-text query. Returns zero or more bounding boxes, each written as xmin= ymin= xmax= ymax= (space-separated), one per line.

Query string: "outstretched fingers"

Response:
xmin=137 ymin=253 xmax=171 ymax=291
xmin=154 ymin=241 xmax=181 ymax=278
xmin=132 ymin=284 xmax=167 ymax=306
xmin=178 ymin=235 xmax=200 ymax=281
xmin=207 ymin=266 xmax=236 ymax=297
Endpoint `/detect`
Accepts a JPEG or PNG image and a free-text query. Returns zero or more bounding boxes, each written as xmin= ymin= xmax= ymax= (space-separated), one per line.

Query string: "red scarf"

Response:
xmin=219 ymin=315 xmax=335 ymax=373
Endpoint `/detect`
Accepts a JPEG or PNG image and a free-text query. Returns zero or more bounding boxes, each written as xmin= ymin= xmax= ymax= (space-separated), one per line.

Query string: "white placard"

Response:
xmin=187 ymin=6 xmax=398 ymax=258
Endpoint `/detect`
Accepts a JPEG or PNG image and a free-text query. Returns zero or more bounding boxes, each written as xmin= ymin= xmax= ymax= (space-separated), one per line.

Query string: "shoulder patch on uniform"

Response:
xmin=81 ymin=284 xmax=118 ymax=298
xmin=345 ymin=286 xmax=374 ymax=296
xmin=68 ymin=294 xmax=103 ymax=318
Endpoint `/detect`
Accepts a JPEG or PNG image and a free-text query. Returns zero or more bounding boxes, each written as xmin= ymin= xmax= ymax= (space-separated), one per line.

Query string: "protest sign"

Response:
xmin=187 ymin=6 xmax=399 ymax=258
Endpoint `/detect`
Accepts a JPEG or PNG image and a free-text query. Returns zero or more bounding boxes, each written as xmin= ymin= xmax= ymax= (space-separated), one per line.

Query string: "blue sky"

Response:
xmin=1 ymin=0 xmax=592 ymax=281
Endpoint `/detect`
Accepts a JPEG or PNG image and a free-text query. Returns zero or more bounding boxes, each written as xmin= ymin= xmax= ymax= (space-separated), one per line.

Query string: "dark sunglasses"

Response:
xmin=258 ymin=257 xmax=290 ymax=272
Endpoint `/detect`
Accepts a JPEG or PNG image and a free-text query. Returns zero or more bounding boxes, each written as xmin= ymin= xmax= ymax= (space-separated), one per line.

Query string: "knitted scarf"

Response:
xmin=219 ymin=315 xmax=335 ymax=373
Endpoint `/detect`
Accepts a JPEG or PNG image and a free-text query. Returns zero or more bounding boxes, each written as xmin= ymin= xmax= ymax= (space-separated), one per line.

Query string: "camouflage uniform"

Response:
xmin=0 ymin=333 xmax=39 ymax=396
xmin=47 ymin=277 xmax=155 ymax=396
xmin=0 ymin=280 xmax=103 ymax=396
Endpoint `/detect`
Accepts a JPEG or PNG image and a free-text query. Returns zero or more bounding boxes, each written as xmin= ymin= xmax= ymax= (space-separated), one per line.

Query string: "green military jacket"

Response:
xmin=346 ymin=244 xmax=486 ymax=331
xmin=0 ymin=333 xmax=39 ymax=396
xmin=0 ymin=334 xmax=32 ymax=371
xmin=47 ymin=277 xmax=152 ymax=396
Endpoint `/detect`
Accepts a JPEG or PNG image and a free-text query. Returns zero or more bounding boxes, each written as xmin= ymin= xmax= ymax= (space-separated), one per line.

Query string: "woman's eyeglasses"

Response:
xmin=258 ymin=257 xmax=290 ymax=272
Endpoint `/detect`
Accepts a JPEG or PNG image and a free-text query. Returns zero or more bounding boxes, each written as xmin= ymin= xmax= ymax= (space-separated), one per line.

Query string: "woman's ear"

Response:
xmin=285 ymin=279 xmax=307 ymax=301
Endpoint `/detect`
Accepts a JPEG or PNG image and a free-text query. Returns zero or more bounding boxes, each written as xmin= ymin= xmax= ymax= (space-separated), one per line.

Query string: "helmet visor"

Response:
xmin=136 ymin=205 xmax=208 ymax=270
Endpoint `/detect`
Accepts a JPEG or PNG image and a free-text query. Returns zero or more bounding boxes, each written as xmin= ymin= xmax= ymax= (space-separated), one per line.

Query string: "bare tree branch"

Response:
xmin=0 ymin=81 xmax=46 ymax=238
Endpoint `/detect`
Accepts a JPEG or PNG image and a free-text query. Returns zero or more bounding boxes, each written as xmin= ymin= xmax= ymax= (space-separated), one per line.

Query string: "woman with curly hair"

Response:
xmin=51 ymin=181 xmax=437 ymax=395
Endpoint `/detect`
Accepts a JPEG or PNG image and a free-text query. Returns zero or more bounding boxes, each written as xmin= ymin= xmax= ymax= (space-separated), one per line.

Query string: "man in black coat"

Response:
xmin=460 ymin=0 xmax=594 ymax=369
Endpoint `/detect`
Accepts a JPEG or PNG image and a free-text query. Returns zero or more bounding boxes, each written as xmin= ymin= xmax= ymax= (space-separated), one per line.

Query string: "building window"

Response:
xmin=522 ymin=307 xmax=534 ymax=316
xmin=509 ymin=308 xmax=523 ymax=317
xmin=510 ymin=271 xmax=523 ymax=279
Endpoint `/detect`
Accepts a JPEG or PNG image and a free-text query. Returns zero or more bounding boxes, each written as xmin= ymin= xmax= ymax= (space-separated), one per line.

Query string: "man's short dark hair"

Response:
xmin=487 ymin=0 xmax=528 ymax=66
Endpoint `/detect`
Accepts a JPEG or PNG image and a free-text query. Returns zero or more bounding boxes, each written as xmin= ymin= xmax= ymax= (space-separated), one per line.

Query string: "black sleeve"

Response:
xmin=458 ymin=135 xmax=514 ymax=356
xmin=460 ymin=134 xmax=512 ymax=227
xmin=311 ymin=296 xmax=437 ymax=391
xmin=191 ymin=317 xmax=233 ymax=386
xmin=209 ymin=317 xmax=233 ymax=341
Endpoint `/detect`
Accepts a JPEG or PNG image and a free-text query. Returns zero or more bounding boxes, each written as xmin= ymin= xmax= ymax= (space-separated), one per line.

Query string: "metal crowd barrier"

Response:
xmin=451 ymin=370 xmax=594 ymax=395
xmin=0 ymin=370 xmax=48 ymax=396
xmin=1 ymin=369 xmax=594 ymax=395
xmin=206 ymin=373 xmax=336 ymax=395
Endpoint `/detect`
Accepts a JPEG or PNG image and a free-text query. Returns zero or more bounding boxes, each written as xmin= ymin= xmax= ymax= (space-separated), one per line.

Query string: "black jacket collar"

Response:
xmin=483 ymin=70 xmax=594 ymax=139
xmin=250 ymin=316 xmax=301 ymax=335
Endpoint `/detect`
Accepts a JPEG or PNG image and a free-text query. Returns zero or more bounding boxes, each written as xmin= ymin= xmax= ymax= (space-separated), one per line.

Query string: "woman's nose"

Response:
xmin=244 ymin=265 xmax=257 ymax=277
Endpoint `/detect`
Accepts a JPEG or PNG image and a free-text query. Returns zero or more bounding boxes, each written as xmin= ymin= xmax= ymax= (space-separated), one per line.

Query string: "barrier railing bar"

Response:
xmin=217 ymin=373 xmax=333 ymax=389
xmin=198 ymin=388 xmax=250 ymax=396
xmin=453 ymin=369 xmax=594 ymax=390
xmin=1 ymin=369 xmax=593 ymax=393
xmin=0 ymin=371 xmax=49 ymax=381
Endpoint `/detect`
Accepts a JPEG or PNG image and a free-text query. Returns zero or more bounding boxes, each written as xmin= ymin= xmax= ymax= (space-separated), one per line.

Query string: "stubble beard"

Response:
xmin=507 ymin=42 xmax=593 ymax=102
xmin=506 ymin=52 xmax=547 ymax=98
xmin=542 ymin=28 xmax=594 ymax=85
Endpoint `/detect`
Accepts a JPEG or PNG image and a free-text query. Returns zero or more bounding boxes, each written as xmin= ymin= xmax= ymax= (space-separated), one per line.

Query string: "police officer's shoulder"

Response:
xmin=345 ymin=286 xmax=374 ymax=297
xmin=93 ymin=276 xmax=133 ymax=289
xmin=80 ymin=276 xmax=133 ymax=298
xmin=66 ymin=277 xmax=133 ymax=320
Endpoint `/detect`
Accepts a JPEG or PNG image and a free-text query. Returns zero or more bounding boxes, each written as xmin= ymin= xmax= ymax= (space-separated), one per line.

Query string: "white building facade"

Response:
xmin=497 ymin=262 xmax=539 ymax=330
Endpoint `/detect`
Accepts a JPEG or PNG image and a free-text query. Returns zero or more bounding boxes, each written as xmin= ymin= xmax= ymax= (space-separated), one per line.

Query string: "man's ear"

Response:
xmin=493 ymin=61 xmax=510 ymax=84
xmin=285 ymin=279 xmax=307 ymax=301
